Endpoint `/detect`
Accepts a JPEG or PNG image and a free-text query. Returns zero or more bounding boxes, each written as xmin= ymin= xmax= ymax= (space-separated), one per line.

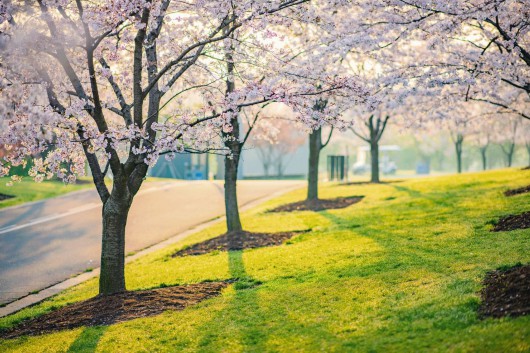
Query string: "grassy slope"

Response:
xmin=0 ymin=176 xmax=168 ymax=210
xmin=0 ymin=178 xmax=92 ymax=209
xmin=1 ymin=169 xmax=529 ymax=352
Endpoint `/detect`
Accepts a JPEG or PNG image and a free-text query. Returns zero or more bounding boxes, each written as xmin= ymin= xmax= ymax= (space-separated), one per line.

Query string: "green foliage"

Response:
xmin=1 ymin=169 xmax=529 ymax=352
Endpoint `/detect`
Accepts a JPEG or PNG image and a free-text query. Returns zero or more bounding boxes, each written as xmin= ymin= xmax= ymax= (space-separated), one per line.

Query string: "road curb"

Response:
xmin=0 ymin=182 xmax=304 ymax=318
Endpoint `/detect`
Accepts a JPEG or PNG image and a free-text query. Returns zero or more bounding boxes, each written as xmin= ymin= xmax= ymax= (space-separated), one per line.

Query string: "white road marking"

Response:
xmin=0 ymin=182 xmax=188 ymax=236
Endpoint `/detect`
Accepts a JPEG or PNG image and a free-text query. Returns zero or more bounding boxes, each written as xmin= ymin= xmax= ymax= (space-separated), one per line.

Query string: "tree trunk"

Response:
xmin=223 ymin=109 xmax=242 ymax=232
xmin=480 ymin=147 xmax=488 ymax=171
xmin=99 ymin=179 xmax=132 ymax=295
xmin=455 ymin=134 xmax=464 ymax=174
xmin=277 ymin=158 xmax=284 ymax=178
xmin=526 ymin=143 xmax=530 ymax=167
xmin=224 ymin=151 xmax=242 ymax=232
xmin=307 ymin=128 xmax=321 ymax=201
xmin=223 ymin=27 xmax=242 ymax=233
xmin=370 ymin=140 xmax=380 ymax=183
xmin=205 ymin=154 xmax=209 ymax=180
xmin=456 ymin=146 xmax=462 ymax=173
xmin=500 ymin=143 xmax=516 ymax=167
xmin=507 ymin=144 xmax=515 ymax=167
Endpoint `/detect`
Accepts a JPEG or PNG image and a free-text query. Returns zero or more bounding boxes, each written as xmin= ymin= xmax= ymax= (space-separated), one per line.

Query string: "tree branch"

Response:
xmin=320 ymin=127 xmax=334 ymax=150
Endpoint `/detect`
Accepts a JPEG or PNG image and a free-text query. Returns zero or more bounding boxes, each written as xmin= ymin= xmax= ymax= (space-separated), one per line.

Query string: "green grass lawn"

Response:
xmin=0 ymin=176 xmax=170 ymax=209
xmin=0 ymin=178 xmax=93 ymax=209
xmin=1 ymin=169 xmax=529 ymax=352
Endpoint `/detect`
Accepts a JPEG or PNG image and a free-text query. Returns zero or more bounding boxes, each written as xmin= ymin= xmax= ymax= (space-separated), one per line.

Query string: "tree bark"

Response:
xmin=480 ymin=146 xmax=488 ymax=171
xmin=263 ymin=157 xmax=270 ymax=177
xmin=222 ymin=24 xmax=243 ymax=233
xmin=455 ymin=134 xmax=464 ymax=174
xmin=456 ymin=148 xmax=462 ymax=173
xmin=224 ymin=150 xmax=242 ymax=232
xmin=526 ymin=143 xmax=530 ymax=167
xmin=351 ymin=115 xmax=389 ymax=183
xmin=307 ymin=127 xmax=322 ymax=201
xmin=507 ymin=144 xmax=515 ymax=167
xmin=205 ymin=154 xmax=209 ymax=180
xmin=501 ymin=143 xmax=516 ymax=167
xmin=99 ymin=176 xmax=132 ymax=295
xmin=370 ymin=140 xmax=380 ymax=183
xmin=277 ymin=157 xmax=284 ymax=178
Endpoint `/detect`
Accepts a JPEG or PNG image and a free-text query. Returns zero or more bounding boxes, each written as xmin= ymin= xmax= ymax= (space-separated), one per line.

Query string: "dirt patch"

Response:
xmin=504 ymin=185 xmax=530 ymax=197
xmin=0 ymin=193 xmax=14 ymax=201
xmin=173 ymin=230 xmax=308 ymax=257
xmin=491 ymin=211 xmax=530 ymax=232
xmin=0 ymin=281 xmax=229 ymax=339
xmin=269 ymin=196 xmax=363 ymax=212
xmin=478 ymin=264 xmax=530 ymax=319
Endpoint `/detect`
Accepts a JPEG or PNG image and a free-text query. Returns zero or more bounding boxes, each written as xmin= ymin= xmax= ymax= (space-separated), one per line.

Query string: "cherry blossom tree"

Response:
xmin=433 ymin=101 xmax=498 ymax=173
xmin=350 ymin=0 xmax=530 ymax=121
xmin=350 ymin=114 xmax=390 ymax=183
xmin=346 ymin=68 xmax=401 ymax=183
xmin=469 ymin=111 xmax=507 ymax=171
xmin=195 ymin=4 xmax=370 ymax=232
xmin=217 ymin=53 xmax=365 ymax=231
xmin=253 ymin=118 xmax=306 ymax=177
xmin=0 ymin=0 xmax=360 ymax=294
xmin=311 ymin=2 xmax=530 ymax=178
xmin=494 ymin=116 xmax=521 ymax=167
xmin=475 ymin=127 xmax=492 ymax=171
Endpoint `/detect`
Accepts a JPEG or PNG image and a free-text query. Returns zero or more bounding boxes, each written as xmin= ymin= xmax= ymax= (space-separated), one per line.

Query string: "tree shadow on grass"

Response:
xmin=67 ymin=326 xmax=107 ymax=353
xmin=195 ymin=248 xmax=338 ymax=352
xmin=316 ymin=198 xmax=506 ymax=283
xmin=391 ymin=184 xmax=423 ymax=198
xmin=195 ymin=249 xmax=270 ymax=352
xmin=319 ymin=209 xmax=456 ymax=273
xmin=316 ymin=188 xmax=528 ymax=299
xmin=390 ymin=184 xmax=469 ymax=209
xmin=301 ymin=211 xmax=499 ymax=350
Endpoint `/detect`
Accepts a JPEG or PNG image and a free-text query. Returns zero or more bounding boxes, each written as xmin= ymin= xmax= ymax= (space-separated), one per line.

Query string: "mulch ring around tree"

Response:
xmin=478 ymin=264 xmax=530 ymax=319
xmin=0 ymin=193 xmax=14 ymax=201
xmin=0 ymin=281 xmax=229 ymax=339
xmin=491 ymin=211 xmax=530 ymax=232
xmin=173 ymin=230 xmax=310 ymax=257
xmin=268 ymin=196 xmax=364 ymax=212
xmin=504 ymin=185 xmax=530 ymax=197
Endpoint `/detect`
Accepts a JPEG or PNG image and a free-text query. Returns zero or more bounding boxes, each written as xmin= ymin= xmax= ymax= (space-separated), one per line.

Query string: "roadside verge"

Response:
xmin=0 ymin=182 xmax=303 ymax=317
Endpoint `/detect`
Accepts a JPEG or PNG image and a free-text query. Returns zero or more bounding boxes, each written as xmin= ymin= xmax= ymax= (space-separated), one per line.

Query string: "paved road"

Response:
xmin=0 ymin=180 xmax=302 ymax=304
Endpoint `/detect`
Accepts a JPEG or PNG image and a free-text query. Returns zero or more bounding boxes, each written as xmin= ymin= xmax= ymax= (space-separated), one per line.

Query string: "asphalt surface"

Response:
xmin=0 ymin=180 xmax=302 ymax=304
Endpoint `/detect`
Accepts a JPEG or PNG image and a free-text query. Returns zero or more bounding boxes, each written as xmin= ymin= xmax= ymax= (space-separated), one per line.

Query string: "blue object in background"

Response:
xmin=416 ymin=162 xmax=430 ymax=175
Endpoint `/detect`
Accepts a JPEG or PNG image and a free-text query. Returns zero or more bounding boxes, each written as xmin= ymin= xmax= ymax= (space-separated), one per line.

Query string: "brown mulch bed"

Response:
xmin=0 ymin=281 xmax=229 ymax=339
xmin=491 ymin=211 xmax=530 ymax=232
xmin=173 ymin=230 xmax=308 ymax=257
xmin=0 ymin=193 xmax=14 ymax=201
xmin=504 ymin=185 xmax=530 ymax=197
xmin=478 ymin=264 xmax=530 ymax=319
xmin=269 ymin=196 xmax=364 ymax=212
